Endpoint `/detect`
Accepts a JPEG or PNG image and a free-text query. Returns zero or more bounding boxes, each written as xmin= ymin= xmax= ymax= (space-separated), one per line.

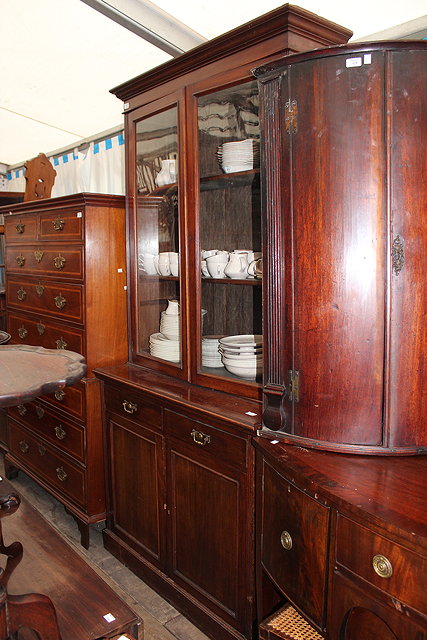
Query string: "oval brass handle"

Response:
xmin=36 ymin=405 xmax=45 ymax=419
xmin=54 ymin=294 xmax=67 ymax=310
xmin=55 ymin=389 xmax=65 ymax=401
xmin=191 ymin=429 xmax=211 ymax=446
xmin=122 ymin=400 xmax=138 ymax=414
xmin=17 ymin=404 xmax=27 ymax=416
xmin=56 ymin=466 xmax=68 ymax=482
xmin=373 ymin=554 xmax=393 ymax=579
xmin=15 ymin=222 xmax=25 ymax=234
xmin=52 ymin=218 xmax=65 ymax=231
xmin=53 ymin=254 xmax=66 ymax=270
xmin=19 ymin=440 xmax=29 ymax=454
xmin=38 ymin=444 xmax=46 ymax=456
xmin=18 ymin=326 xmax=28 ymax=339
xmin=17 ymin=287 xmax=27 ymax=301
xmin=54 ymin=425 xmax=66 ymax=440
xmin=16 ymin=254 xmax=26 ymax=267
xmin=280 ymin=530 xmax=293 ymax=550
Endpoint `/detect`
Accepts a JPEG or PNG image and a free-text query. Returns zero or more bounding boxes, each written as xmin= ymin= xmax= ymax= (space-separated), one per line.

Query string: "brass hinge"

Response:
xmin=285 ymin=99 xmax=298 ymax=135
xmin=288 ymin=370 xmax=300 ymax=403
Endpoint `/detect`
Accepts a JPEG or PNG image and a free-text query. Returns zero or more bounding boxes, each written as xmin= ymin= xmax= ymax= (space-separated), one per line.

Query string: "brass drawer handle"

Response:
xmin=53 ymin=254 xmax=66 ymax=270
xmin=373 ymin=554 xmax=393 ymax=579
xmin=19 ymin=440 xmax=29 ymax=454
xmin=55 ymin=389 xmax=65 ymax=401
xmin=17 ymin=404 xmax=27 ymax=416
xmin=15 ymin=222 xmax=25 ymax=234
xmin=18 ymin=326 xmax=28 ymax=339
xmin=191 ymin=429 xmax=211 ymax=446
xmin=54 ymin=425 xmax=66 ymax=440
xmin=280 ymin=530 xmax=293 ymax=551
xmin=17 ymin=287 xmax=27 ymax=301
xmin=36 ymin=405 xmax=45 ymax=419
xmin=52 ymin=218 xmax=65 ymax=231
xmin=36 ymin=283 xmax=45 ymax=297
xmin=56 ymin=466 xmax=68 ymax=482
xmin=38 ymin=444 xmax=46 ymax=456
xmin=54 ymin=294 xmax=67 ymax=310
xmin=34 ymin=248 xmax=44 ymax=263
xmin=56 ymin=337 xmax=68 ymax=350
xmin=37 ymin=322 xmax=45 ymax=336
xmin=16 ymin=254 xmax=26 ymax=267
xmin=122 ymin=400 xmax=138 ymax=414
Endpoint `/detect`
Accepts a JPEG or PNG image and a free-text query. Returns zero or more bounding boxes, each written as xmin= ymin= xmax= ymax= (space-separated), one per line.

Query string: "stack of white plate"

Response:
xmin=159 ymin=311 xmax=180 ymax=340
xmin=202 ymin=335 xmax=224 ymax=368
xmin=149 ymin=332 xmax=180 ymax=362
xmin=217 ymin=139 xmax=260 ymax=173
xmin=219 ymin=334 xmax=262 ymax=380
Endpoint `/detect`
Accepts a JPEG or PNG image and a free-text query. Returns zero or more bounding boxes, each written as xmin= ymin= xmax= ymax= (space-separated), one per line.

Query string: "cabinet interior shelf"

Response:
xmin=200 ymin=169 xmax=260 ymax=191
xmin=202 ymin=277 xmax=261 ymax=285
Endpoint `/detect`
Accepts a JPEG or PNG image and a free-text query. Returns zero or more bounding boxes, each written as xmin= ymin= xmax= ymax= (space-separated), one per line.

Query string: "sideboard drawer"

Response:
xmin=260 ymin=457 xmax=330 ymax=629
xmin=6 ymin=276 xmax=84 ymax=323
xmin=4 ymin=214 xmax=37 ymax=242
xmin=104 ymin=385 xmax=162 ymax=430
xmin=41 ymin=382 xmax=86 ymax=420
xmin=164 ymin=409 xmax=248 ymax=471
xmin=8 ymin=312 xmax=85 ymax=354
xmin=336 ymin=514 xmax=427 ymax=615
xmin=39 ymin=209 xmax=84 ymax=241
xmin=9 ymin=420 xmax=86 ymax=508
xmin=5 ymin=244 xmax=84 ymax=280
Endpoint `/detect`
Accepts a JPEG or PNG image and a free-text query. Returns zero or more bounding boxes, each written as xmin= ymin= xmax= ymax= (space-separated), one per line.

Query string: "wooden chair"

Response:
xmin=24 ymin=153 xmax=56 ymax=201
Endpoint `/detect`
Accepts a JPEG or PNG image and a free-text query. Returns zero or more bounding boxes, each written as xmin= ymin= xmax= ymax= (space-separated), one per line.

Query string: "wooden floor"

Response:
xmin=0 ymin=455 xmax=209 ymax=640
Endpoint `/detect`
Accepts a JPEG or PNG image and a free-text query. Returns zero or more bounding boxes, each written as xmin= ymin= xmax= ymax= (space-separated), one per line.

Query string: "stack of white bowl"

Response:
xmin=217 ymin=139 xmax=260 ymax=173
xmin=202 ymin=335 xmax=224 ymax=368
xmin=219 ymin=334 xmax=262 ymax=380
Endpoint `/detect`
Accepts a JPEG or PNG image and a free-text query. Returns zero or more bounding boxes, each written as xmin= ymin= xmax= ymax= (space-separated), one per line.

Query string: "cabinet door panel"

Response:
xmin=289 ymin=53 xmax=386 ymax=443
xmin=109 ymin=417 xmax=165 ymax=567
xmin=167 ymin=442 xmax=245 ymax=626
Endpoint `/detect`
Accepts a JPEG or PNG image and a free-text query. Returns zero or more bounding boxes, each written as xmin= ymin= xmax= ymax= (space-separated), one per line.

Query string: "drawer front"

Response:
xmin=6 ymin=276 xmax=84 ymax=323
xmin=4 ymin=214 xmax=37 ymax=242
xmin=104 ymin=385 xmax=161 ymax=430
xmin=5 ymin=245 xmax=83 ymax=279
xmin=164 ymin=409 xmax=247 ymax=471
xmin=9 ymin=403 xmax=85 ymax=462
xmin=41 ymin=382 xmax=85 ymax=420
xmin=336 ymin=515 xmax=427 ymax=614
xmin=8 ymin=312 xmax=84 ymax=354
xmin=9 ymin=419 xmax=86 ymax=507
xmin=39 ymin=209 xmax=83 ymax=241
xmin=261 ymin=458 xmax=330 ymax=628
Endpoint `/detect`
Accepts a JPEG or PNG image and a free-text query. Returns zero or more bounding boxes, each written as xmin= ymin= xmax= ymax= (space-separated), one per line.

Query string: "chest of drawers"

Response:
xmin=1 ymin=193 xmax=127 ymax=547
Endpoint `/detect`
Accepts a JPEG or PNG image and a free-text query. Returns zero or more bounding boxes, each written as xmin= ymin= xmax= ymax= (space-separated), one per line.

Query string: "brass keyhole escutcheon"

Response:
xmin=372 ymin=554 xmax=393 ymax=579
xmin=36 ymin=405 xmax=45 ymax=419
xmin=19 ymin=440 xmax=29 ymax=454
xmin=280 ymin=530 xmax=293 ymax=550
xmin=15 ymin=222 xmax=25 ymax=234
xmin=17 ymin=287 xmax=27 ymax=301
xmin=36 ymin=283 xmax=45 ymax=297
xmin=16 ymin=254 xmax=25 ymax=267
xmin=37 ymin=322 xmax=45 ymax=336
xmin=34 ymin=248 xmax=44 ymax=263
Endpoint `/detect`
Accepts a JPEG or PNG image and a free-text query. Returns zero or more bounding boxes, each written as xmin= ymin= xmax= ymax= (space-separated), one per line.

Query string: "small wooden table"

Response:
xmin=0 ymin=345 xmax=86 ymax=408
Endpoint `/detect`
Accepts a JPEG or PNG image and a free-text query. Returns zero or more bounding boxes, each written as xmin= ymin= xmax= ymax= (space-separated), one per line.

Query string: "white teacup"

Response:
xmin=158 ymin=252 xmax=171 ymax=276
xmin=248 ymin=257 xmax=262 ymax=278
xmin=139 ymin=252 xmax=159 ymax=275
xmin=206 ymin=253 xmax=228 ymax=278
xmin=202 ymin=250 xmax=217 ymax=259
xmin=201 ymin=259 xmax=210 ymax=277
xmin=169 ymin=252 xmax=179 ymax=277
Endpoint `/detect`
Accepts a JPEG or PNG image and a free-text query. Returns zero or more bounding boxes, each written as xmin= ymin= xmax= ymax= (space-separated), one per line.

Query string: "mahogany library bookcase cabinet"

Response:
xmin=1 ymin=193 xmax=127 ymax=547
xmin=94 ymin=5 xmax=352 ymax=640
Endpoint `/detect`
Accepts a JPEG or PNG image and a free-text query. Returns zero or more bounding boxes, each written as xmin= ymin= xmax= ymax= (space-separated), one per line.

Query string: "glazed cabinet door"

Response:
xmin=106 ymin=412 xmax=166 ymax=569
xmin=128 ymin=94 xmax=187 ymax=379
xmin=165 ymin=410 xmax=254 ymax=637
xmin=188 ymin=74 xmax=263 ymax=399
xmin=261 ymin=51 xmax=386 ymax=444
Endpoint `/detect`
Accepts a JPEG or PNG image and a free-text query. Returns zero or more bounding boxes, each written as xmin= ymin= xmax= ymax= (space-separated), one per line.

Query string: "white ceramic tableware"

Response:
xmin=169 ymin=252 xmax=179 ymax=276
xmin=158 ymin=252 xmax=171 ymax=276
xmin=206 ymin=253 xmax=228 ymax=278
xmin=224 ymin=252 xmax=249 ymax=279
xmin=138 ymin=252 xmax=159 ymax=275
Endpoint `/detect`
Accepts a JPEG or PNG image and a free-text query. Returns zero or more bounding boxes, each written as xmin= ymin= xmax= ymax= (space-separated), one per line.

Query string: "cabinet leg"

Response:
xmin=4 ymin=459 xmax=19 ymax=480
xmin=65 ymin=509 xmax=90 ymax=549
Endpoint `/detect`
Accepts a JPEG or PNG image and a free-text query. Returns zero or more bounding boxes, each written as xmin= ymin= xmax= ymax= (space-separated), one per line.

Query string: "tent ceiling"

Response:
xmin=1 ymin=0 xmax=426 ymax=166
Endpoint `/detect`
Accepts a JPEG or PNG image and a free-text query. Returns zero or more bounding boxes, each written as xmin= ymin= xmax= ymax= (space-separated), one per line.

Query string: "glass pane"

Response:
xmin=135 ymin=107 xmax=181 ymax=365
xmin=197 ymin=81 xmax=262 ymax=383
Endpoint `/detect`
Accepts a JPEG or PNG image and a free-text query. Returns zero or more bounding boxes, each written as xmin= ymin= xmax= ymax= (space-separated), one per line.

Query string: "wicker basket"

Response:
xmin=259 ymin=604 xmax=323 ymax=640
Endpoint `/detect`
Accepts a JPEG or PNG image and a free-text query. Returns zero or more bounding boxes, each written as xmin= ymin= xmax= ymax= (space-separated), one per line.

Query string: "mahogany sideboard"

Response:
xmin=254 ymin=437 xmax=427 ymax=639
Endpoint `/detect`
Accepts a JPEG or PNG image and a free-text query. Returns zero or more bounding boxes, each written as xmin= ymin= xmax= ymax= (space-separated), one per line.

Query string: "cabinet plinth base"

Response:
xmin=259 ymin=605 xmax=323 ymax=640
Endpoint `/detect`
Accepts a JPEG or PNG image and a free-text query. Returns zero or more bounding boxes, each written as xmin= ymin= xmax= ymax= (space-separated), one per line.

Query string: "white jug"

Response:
xmin=224 ymin=252 xmax=249 ymax=279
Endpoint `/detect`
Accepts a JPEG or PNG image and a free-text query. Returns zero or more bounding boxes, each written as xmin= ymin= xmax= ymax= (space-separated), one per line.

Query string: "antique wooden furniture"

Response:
xmin=94 ymin=6 xmax=352 ymax=640
xmin=254 ymin=437 xmax=427 ymax=639
xmin=254 ymin=41 xmax=427 ymax=454
xmin=24 ymin=153 xmax=57 ymax=201
xmin=0 ymin=475 xmax=141 ymax=640
xmin=1 ymin=193 xmax=127 ymax=547
xmin=0 ymin=345 xmax=86 ymax=408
